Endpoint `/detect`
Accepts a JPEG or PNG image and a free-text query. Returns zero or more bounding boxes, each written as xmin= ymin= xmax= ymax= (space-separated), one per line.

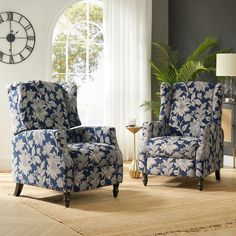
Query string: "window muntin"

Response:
xmin=52 ymin=1 xmax=104 ymax=124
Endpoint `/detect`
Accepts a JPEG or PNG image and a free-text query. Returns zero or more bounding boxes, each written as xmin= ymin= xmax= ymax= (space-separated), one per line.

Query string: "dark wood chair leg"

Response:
xmin=113 ymin=183 xmax=119 ymax=198
xmin=215 ymin=170 xmax=221 ymax=181
xmin=142 ymin=173 xmax=148 ymax=186
xmin=63 ymin=192 xmax=70 ymax=208
xmin=14 ymin=183 xmax=23 ymax=196
xmin=198 ymin=178 xmax=204 ymax=191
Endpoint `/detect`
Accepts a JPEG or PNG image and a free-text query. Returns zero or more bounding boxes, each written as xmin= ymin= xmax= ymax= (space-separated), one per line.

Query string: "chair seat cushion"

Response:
xmin=68 ymin=142 xmax=118 ymax=170
xmin=147 ymin=136 xmax=199 ymax=159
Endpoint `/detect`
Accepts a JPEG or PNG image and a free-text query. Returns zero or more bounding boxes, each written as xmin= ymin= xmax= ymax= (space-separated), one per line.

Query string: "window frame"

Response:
xmin=52 ymin=0 xmax=104 ymax=85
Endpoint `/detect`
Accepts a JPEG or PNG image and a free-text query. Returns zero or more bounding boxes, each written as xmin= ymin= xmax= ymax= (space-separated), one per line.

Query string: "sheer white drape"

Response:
xmin=103 ymin=0 xmax=152 ymax=160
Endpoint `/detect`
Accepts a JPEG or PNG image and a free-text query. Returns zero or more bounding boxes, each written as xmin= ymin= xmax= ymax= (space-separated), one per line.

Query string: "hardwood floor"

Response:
xmin=1 ymin=167 xmax=236 ymax=236
xmin=0 ymin=193 xmax=80 ymax=236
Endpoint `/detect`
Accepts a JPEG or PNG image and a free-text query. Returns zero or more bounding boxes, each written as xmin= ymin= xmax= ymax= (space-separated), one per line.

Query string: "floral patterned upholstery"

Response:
xmin=60 ymin=82 xmax=81 ymax=128
xmin=69 ymin=142 xmax=122 ymax=170
xmin=147 ymin=136 xmax=199 ymax=159
xmin=8 ymin=80 xmax=123 ymax=201
xmin=139 ymin=81 xmax=224 ymax=187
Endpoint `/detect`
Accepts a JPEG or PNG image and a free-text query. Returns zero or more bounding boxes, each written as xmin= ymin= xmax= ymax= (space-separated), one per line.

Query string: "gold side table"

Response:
xmin=126 ymin=126 xmax=142 ymax=179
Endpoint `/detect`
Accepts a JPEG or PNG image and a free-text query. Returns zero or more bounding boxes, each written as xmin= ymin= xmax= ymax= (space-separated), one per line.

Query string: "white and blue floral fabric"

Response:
xmin=8 ymin=81 xmax=123 ymax=193
xmin=139 ymin=81 xmax=224 ymax=179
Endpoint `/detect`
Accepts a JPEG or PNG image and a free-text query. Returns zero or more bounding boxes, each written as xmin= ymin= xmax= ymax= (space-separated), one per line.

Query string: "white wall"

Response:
xmin=0 ymin=0 xmax=77 ymax=170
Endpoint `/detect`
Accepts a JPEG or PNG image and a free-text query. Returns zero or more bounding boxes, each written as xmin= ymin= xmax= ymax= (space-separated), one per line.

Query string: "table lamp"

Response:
xmin=216 ymin=53 xmax=236 ymax=102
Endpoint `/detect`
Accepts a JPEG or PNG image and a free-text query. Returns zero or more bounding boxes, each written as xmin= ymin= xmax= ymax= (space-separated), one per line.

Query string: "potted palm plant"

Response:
xmin=142 ymin=37 xmax=229 ymax=118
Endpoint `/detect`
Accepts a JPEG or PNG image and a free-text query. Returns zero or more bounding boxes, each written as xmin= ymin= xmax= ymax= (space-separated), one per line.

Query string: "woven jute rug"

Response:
xmin=1 ymin=163 xmax=236 ymax=236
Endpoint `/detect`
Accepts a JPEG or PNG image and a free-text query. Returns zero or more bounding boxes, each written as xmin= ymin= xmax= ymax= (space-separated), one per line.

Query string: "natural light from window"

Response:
xmin=52 ymin=0 xmax=104 ymax=125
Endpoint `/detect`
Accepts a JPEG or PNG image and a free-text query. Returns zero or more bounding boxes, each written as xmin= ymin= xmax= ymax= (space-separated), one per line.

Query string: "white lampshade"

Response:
xmin=216 ymin=53 xmax=236 ymax=76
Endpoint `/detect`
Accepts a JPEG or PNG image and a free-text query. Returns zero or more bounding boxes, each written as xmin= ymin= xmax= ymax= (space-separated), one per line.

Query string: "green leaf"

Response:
xmin=178 ymin=61 xmax=208 ymax=82
xmin=140 ymin=100 xmax=160 ymax=118
xmin=187 ymin=37 xmax=218 ymax=62
xmin=152 ymin=42 xmax=181 ymax=69
xmin=143 ymin=37 xmax=229 ymax=118
xmin=152 ymin=66 xmax=177 ymax=84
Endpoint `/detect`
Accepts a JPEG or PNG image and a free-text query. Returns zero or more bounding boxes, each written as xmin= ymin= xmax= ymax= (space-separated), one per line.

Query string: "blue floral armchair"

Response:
xmin=8 ymin=80 xmax=123 ymax=207
xmin=139 ymin=81 xmax=224 ymax=190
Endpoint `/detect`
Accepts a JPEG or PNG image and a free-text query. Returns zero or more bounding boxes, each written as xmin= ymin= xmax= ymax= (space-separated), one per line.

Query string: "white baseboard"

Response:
xmin=0 ymin=157 xmax=11 ymax=171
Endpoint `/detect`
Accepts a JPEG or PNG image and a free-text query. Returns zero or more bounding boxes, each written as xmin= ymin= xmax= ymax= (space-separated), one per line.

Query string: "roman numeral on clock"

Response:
xmin=7 ymin=12 xmax=13 ymax=21
xmin=18 ymin=15 xmax=23 ymax=23
xmin=0 ymin=15 xmax=3 ymax=24
xmin=19 ymin=53 xmax=25 ymax=61
xmin=0 ymin=51 xmax=4 ymax=61
xmin=25 ymin=45 xmax=33 ymax=52
xmin=24 ymin=24 xmax=32 ymax=30
xmin=27 ymin=36 xmax=35 ymax=41
xmin=9 ymin=55 xmax=14 ymax=64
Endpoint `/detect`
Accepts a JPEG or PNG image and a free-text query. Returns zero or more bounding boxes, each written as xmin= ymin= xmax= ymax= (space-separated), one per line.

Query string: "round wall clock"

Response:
xmin=0 ymin=11 xmax=36 ymax=64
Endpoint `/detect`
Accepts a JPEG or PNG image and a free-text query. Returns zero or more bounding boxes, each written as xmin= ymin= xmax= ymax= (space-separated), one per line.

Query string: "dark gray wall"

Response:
xmin=151 ymin=0 xmax=236 ymax=119
xmin=169 ymin=0 xmax=236 ymax=60
xmin=166 ymin=0 xmax=236 ymax=166
xmin=151 ymin=0 xmax=168 ymax=106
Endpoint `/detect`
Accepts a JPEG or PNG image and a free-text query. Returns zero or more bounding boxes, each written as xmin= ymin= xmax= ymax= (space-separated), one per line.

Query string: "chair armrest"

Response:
xmin=198 ymin=123 xmax=223 ymax=146
xmin=195 ymin=124 xmax=224 ymax=178
xmin=142 ymin=121 xmax=170 ymax=140
xmin=139 ymin=121 xmax=170 ymax=174
xmin=12 ymin=129 xmax=74 ymax=192
xmin=68 ymin=126 xmax=119 ymax=147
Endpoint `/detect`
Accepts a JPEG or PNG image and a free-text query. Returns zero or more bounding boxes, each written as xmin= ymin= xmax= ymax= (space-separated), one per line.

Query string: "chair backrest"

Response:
xmin=159 ymin=81 xmax=224 ymax=136
xmin=8 ymin=80 xmax=81 ymax=135
xmin=60 ymin=82 xmax=81 ymax=128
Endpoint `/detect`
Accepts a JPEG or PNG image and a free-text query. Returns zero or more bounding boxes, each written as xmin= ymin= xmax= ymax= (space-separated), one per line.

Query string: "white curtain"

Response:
xmin=103 ymin=0 xmax=152 ymax=160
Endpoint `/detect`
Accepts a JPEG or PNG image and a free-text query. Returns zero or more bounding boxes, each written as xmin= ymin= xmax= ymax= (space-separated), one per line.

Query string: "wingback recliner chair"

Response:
xmin=8 ymin=80 xmax=123 ymax=207
xmin=139 ymin=81 xmax=224 ymax=190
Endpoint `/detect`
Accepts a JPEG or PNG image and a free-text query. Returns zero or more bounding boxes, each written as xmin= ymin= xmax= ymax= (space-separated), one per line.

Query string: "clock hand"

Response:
xmin=10 ymin=19 xmax=12 ymax=35
xmin=9 ymin=41 xmax=12 ymax=54
xmin=9 ymin=20 xmax=12 ymax=54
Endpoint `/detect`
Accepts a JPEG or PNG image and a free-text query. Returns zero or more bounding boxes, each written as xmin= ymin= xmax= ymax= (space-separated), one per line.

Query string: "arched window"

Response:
xmin=52 ymin=0 xmax=104 ymax=125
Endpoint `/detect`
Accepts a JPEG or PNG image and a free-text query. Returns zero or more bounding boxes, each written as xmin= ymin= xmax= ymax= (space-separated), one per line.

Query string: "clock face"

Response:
xmin=0 ymin=11 xmax=36 ymax=64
